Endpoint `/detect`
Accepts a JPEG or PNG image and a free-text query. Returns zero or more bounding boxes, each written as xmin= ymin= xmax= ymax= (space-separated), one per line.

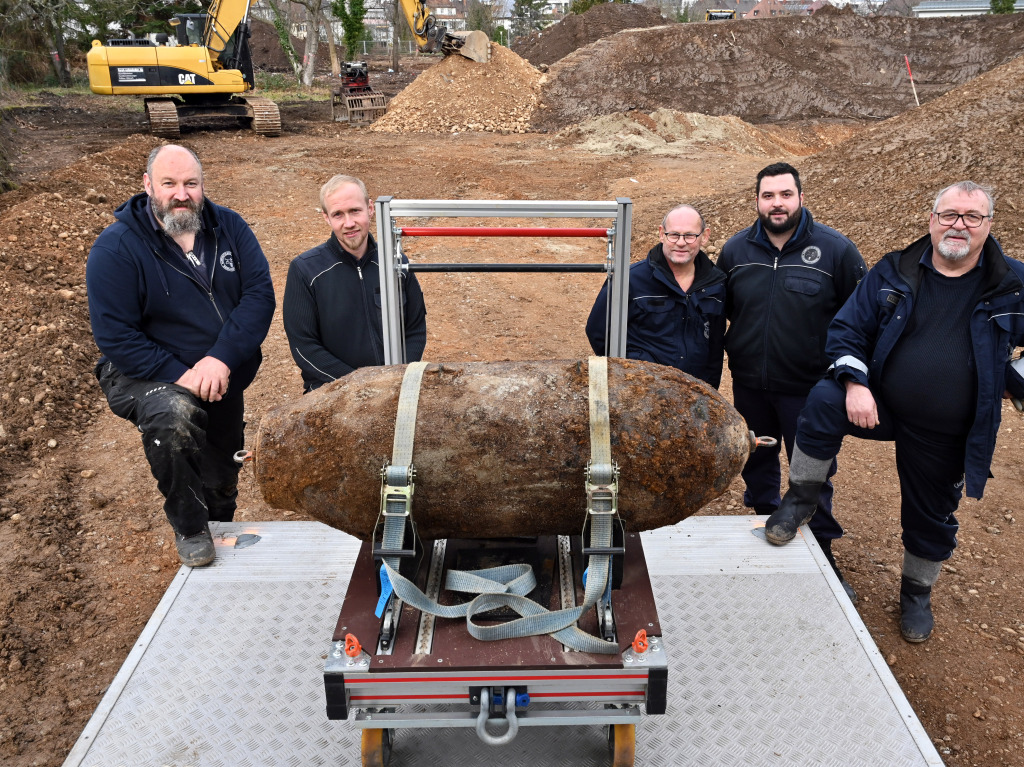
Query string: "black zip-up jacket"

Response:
xmin=86 ymin=192 xmax=275 ymax=398
xmin=283 ymin=234 xmax=427 ymax=392
xmin=586 ymin=244 xmax=727 ymax=388
xmin=717 ymin=209 xmax=866 ymax=394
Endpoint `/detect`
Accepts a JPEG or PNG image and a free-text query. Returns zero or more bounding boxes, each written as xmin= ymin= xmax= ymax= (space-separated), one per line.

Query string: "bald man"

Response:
xmin=87 ymin=144 xmax=275 ymax=567
xmin=586 ymin=204 xmax=726 ymax=388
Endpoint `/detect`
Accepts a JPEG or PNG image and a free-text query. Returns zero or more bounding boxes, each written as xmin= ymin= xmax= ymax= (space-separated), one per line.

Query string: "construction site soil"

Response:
xmin=1 ymin=10 xmax=1023 ymax=766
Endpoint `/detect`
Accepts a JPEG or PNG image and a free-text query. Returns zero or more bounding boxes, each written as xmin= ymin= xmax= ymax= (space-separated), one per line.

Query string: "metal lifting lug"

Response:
xmin=585 ymin=461 xmax=620 ymax=517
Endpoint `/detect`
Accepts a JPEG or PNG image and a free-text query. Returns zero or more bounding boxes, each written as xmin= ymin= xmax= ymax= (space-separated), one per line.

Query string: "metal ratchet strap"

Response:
xmin=378 ymin=359 xmax=619 ymax=654
xmin=379 ymin=361 xmax=429 ymax=576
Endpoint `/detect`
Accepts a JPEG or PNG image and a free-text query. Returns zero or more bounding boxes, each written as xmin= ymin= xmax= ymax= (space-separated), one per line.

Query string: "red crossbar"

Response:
xmin=399 ymin=227 xmax=609 ymax=238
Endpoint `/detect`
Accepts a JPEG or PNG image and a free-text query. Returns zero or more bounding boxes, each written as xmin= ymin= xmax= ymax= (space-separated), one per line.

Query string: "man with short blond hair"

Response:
xmin=586 ymin=203 xmax=726 ymax=388
xmin=765 ymin=181 xmax=1024 ymax=643
xmin=283 ymin=175 xmax=426 ymax=392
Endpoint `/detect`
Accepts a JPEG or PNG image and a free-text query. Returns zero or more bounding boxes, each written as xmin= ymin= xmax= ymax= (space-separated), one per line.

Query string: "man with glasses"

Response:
xmin=718 ymin=162 xmax=866 ymax=599
xmin=764 ymin=181 xmax=1024 ymax=643
xmin=586 ymin=203 xmax=727 ymax=388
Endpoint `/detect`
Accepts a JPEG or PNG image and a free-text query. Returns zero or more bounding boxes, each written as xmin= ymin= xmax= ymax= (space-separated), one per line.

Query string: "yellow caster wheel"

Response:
xmin=608 ymin=723 xmax=635 ymax=766
xmin=360 ymin=727 xmax=393 ymax=767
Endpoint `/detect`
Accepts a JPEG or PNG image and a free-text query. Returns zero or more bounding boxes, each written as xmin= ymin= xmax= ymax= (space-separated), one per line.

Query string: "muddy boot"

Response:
xmin=819 ymin=538 xmax=857 ymax=603
xmin=175 ymin=524 xmax=215 ymax=567
xmin=764 ymin=482 xmax=821 ymax=545
xmin=900 ymin=551 xmax=942 ymax=643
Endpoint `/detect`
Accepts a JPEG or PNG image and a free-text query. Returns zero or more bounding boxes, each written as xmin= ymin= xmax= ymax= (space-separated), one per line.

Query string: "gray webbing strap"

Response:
xmin=377 ymin=358 xmax=619 ymax=654
xmin=381 ymin=362 xmax=429 ymax=574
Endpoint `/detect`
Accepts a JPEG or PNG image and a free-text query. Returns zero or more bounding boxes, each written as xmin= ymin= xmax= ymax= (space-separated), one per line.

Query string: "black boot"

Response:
xmin=819 ymin=538 xmax=857 ymax=603
xmin=764 ymin=482 xmax=821 ymax=545
xmin=900 ymin=576 xmax=933 ymax=643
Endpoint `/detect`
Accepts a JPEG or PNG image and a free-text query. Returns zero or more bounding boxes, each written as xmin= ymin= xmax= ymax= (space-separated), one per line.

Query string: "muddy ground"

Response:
xmin=2 ymin=23 xmax=1024 ymax=767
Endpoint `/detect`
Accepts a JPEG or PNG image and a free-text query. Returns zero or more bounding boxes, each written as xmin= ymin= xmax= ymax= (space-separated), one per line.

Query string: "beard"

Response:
xmin=758 ymin=207 xmax=801 ymax=235
xmin=153 ymin=196 xmax=203 ymax=236
xmin=937 ymin=229 xmax=971 ymax=261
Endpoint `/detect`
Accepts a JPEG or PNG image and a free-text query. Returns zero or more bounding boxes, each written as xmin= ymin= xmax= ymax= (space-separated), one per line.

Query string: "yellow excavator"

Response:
xmin=86 ymin=0 xmax=280 ymax=138
xmin=399 ymin=0 xmax=491 ymax=64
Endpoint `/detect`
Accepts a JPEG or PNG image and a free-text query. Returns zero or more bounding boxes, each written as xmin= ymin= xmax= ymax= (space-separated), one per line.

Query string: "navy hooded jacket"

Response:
xmin=827 ymin=234 xmax=1024 ymax=498
xmin=586 ymin=244 xmax=726 ymax=388
xmin=86 ymin=192 xmax=275 ymax=398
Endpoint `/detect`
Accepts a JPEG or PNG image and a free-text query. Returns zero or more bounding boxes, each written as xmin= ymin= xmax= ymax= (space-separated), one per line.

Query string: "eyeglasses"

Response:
xmin=663 ymin=230 xmax=704 ymax=244
xmin=933 ymin=211 xmax=991 ymax=228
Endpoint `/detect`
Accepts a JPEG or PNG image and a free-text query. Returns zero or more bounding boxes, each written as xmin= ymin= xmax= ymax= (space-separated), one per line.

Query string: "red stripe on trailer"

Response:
xmin=348 ymin=673 xmax=649 ymax=684
xmin=351 ymin=694 xmax=467 ymax=702
xmin=399 ymin=227 xmax=609 ymax=238
xmin=529 ymin=691 xmax=645 ymax=699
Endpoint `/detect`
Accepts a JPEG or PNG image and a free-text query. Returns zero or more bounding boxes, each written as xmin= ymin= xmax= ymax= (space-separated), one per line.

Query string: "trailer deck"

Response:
xmin=62 ymin=517 xmax=943 ymax=767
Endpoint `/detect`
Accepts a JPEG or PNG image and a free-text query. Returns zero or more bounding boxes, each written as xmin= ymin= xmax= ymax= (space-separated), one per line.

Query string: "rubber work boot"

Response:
xmin=819 ymin=539 xmax=857 ymax=604
xmin=175 ymin=524 xmax=215 ymax=567
xmin=764 ymin=482 xmax=822 ymax=545
xmin=900 ymin=576 xmax=934 ymax=643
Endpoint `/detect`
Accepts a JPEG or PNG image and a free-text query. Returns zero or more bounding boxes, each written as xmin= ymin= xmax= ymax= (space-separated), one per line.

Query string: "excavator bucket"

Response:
xmin=443 ymin=30 xmax=491 ymax=63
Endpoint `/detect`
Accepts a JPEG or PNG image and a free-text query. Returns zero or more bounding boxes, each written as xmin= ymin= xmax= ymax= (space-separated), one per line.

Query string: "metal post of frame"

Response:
xmin=374 ymin=198 xmax=633 ymax=364
xmin=376 ymin=196 xmax=407 ymax=366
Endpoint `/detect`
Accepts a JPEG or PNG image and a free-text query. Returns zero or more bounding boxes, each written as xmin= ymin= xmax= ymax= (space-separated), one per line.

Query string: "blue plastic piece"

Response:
xmin=375 ymin=565 xmax=394 ymax=618
xmin=492 ymin=689 xmax=504 ymax=706
xmin=515 ymin=691 xmax=530 ymax=708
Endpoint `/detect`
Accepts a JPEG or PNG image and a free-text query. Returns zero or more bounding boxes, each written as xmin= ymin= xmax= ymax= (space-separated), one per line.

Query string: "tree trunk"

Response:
xmin=391 ymin=0 xmax=401 ymax=72
xmin=322 ymin=10 xmax=341 ymax=75
xmin=301 ymin=6 xmax=320 ymax=87
xmin=266 ymin=0 xmax=303 ymax=81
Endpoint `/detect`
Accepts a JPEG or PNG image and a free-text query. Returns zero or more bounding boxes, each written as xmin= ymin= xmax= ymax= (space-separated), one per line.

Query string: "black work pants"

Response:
xmin=796 ymin=377 xmax=964 ymax=561
xmin=95 ymin=361 xmax=244 ymax=536
xmin=732 ymin=383 xmax=842 ymax=540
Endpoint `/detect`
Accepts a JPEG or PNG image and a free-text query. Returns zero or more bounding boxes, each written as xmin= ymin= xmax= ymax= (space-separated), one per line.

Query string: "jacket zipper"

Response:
xmin=152 ymin=229 xmax=225 ymax=325
xmin=357 ymin=264 xmax=384 ymax=365
xmin=760 ymin=256 xmax=779 ymax=388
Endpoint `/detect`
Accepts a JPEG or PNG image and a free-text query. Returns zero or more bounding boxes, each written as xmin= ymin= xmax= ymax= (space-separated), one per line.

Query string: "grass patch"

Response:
xmin=254 ymin=71 xmax=330 ymax=102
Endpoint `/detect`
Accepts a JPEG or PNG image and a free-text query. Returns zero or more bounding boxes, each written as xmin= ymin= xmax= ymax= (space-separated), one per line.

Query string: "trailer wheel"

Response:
xmin=608 ymin=723 xmax=635 ymax=767
xmin=360 ymin=727 xmax=393 ymax=767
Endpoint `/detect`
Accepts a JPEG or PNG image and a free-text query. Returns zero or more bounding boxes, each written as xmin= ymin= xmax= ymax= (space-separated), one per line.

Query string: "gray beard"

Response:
xmin=162 ymin=208 xmax=202 ymax=237
xmin=937 ymin=231 xmax=971 ymax=261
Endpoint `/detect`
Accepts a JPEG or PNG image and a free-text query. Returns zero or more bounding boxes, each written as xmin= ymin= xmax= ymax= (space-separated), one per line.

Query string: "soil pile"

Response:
xmin=561 ymin=108 xmax=801 ymax=156
xmin=514 ymin=2 xmax=671 ymax=68
xmin=249 ymin=18 xmax=327 ymax=73
xmin=370 ymin=44 xmax=542 ymax=133
xmin=533 ymin=12 xmax=1024 ymax=130
xmin=696 ymin=54 xmax=1024 ymax=268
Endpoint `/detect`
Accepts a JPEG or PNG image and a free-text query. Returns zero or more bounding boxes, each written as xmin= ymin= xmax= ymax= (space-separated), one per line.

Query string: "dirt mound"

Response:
xmin=370 ymin=44 xmax=542 ymax=134
xmin=533 ymin=13 xmax=1024 ymax=131
xmin=514 ymin=2 xmax=671 ymax=68
xmin=249 ymin=18 xmax=327 ymax=73
xmin=560 ymin=108 xmax=807 ymax=156
xmin=695 ymin=54 xmax=1024 ymax=269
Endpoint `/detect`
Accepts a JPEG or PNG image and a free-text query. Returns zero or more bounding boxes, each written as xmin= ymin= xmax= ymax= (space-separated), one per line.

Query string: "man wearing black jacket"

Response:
xmin=283 ymin=175 xmax=427 ymax=392
xmin=87 ymin=145 xmax=276 ymax=567
xmin=586 ymin=204 xmax=726 ymax=388
xmin=718 ymin=163 xmax=865 ymax=598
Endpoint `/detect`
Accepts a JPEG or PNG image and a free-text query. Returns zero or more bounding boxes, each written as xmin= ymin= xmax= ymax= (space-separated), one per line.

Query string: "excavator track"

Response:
xmin=245 ymin=97 xmax=281 ymax=137
xmin=145 ymin=99 xmax=180 ymax=138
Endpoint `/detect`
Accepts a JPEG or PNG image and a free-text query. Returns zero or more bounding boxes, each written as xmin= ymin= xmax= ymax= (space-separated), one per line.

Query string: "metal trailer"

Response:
xmin=61 ymin=519 xmax=945 ymax=767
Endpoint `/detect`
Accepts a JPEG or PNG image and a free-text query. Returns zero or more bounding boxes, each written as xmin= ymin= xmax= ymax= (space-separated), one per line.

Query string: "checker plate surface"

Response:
xmin=63 ymin=518 xmax=942 ymax=767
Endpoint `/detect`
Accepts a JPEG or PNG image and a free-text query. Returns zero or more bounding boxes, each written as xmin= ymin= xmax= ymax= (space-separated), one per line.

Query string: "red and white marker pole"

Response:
xmin=905 ymin=55 xmax=920 ymax=107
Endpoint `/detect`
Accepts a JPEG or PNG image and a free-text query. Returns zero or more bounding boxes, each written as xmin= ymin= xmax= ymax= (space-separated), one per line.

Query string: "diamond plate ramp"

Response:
xmin=62 ymin=518 xmax=943 ymax=766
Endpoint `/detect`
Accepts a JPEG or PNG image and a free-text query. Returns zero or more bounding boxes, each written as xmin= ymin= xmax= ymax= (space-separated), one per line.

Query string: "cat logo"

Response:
xmin=178 ymin=73 xmax=197 ymax=86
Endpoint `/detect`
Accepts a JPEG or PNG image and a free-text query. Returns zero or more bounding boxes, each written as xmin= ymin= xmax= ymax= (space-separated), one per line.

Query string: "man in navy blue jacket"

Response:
xmin=718 ymin=163 xmax=865 ymax=600
xmin=586 ymin=204 xmax=726 ymax=389
xmin=87 ymin=145 xmax=275 ymax=567
xmin=765 ymin=181 xmax=1024 ymax=642
xmin=283 ymin=175 xmax=426 ymax=392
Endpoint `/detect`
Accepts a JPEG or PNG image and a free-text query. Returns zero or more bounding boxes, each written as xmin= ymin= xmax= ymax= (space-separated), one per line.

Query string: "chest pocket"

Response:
xmin=633 ymin=295 xmax=679 ymax=330
xmin=694 ymin=292 xmax=725 ymax=317
xmin=784 ymin=274 xmax=822 ymax=296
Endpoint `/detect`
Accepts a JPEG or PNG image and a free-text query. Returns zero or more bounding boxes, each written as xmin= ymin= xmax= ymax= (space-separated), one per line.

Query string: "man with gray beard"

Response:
xmin=87 ymin=145 xmax=275 ymax=567
xmin=763 ymin=181 xmax=1024 ymax=644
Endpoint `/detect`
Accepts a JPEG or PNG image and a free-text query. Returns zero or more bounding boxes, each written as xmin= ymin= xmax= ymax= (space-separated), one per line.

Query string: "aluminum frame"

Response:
xmin=375 ymin=197 xmax=633 ymax=364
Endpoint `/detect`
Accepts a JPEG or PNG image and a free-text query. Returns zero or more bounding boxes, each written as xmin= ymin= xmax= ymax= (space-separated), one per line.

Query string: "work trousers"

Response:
xmin=732 ymin=383 xmax=842 ymax=540
xmin=796 ymin=377 xmax=964 ymax=561
xmin=96 ymin=361 xmax=244 ymax=536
